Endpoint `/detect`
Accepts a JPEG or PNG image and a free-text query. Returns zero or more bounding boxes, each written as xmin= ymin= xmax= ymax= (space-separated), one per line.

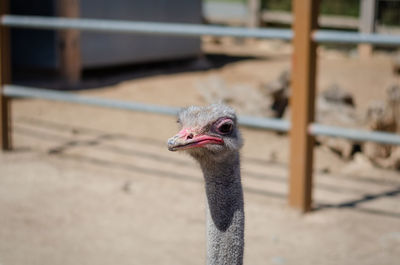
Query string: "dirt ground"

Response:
xmin=1 ymin=39 xmax=400 ymax=265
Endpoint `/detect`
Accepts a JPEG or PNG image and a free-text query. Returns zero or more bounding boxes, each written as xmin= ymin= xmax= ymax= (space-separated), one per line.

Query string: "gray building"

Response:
xmin=11 ymin=0 xmax=202 ymax=70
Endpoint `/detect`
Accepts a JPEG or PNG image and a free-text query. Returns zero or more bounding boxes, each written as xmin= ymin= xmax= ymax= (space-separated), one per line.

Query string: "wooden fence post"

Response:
xmin=0 ymin=0 xmax=12 ymax=150
xmin=359 ymin=0 xmax=377 ymax=58
xmin=289 ymin=0 xmax=319 ymax=212
xmin=248 ymin=0 xmax=261 ymax=28
xmin=57 ymin=0 xmax=81 ymax=87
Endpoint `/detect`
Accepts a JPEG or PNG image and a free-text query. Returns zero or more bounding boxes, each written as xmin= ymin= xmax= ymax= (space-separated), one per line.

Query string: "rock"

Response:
xmin=315 ymin=84 xmax=360 ymax=159
xmin=265 ymin=77 xmax=359 ymax=126
xmin=317 ymin=136 xmax=354 ymax=159
xmin=264 ymin=80 xmax=286 ymax=95
xmin=371 ymin=147 xmax=400 ymax=170
xmin=317 ymin=96 xmax=358 ymax=127
xmin=366 ymin=100 xmax=397 ymax=133
xmin=196 ymin=75 xmax=273 ymax=117
xmin=341 ymin=153 xmax=375 ymax=175
xmin=364 ymin=141 xmax=391 ymax=160
xmin=314 ymin=145 xmax=347 ymax=174
xmin=263 ymin=74 xmax=362 ymax=161
xmin=320 ymin=83 xmax=355 ymax=107
xmin=363 ymin=85 xmax=400 ymax=169
xmin=317 ymin=84 xmax=358 ymax=127
xmin=260 ymin=69 xmax=291 ymax=118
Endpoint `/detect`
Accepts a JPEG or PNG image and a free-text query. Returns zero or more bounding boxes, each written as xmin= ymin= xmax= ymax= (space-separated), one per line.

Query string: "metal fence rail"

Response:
xmin=2 ymin=15 xmax=400 ymax=45
xmin=314 ymin=30 xmax=400 ymax=45
xmin=309 ymin=124 xmax=400 ymax=146
xmin=0 ymin=15 xmax=293 ymax=40
xmin=2 ymin=85 xmax=291 ymax=132
xmin=3 ymin=85 xmax=180 ymax=116
xmin=4 ymin=85 xmax=400 ymax=146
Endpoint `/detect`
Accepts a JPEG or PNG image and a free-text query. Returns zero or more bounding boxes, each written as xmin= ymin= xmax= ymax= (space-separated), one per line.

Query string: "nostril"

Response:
xmin=186 ymin=133 xmax=194 ymax=140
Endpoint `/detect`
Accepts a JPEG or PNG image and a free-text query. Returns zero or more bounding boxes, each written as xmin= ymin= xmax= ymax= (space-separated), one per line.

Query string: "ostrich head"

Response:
xmin=167 ymin=104 xmax=243 ymax=162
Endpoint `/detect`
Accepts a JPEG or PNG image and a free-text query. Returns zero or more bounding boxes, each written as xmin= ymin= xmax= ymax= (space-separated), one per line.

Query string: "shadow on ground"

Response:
xmin=12 ymin=53 xmax=281 ymax=90
xmin=13 ymin=116 xmax=400 ymax=219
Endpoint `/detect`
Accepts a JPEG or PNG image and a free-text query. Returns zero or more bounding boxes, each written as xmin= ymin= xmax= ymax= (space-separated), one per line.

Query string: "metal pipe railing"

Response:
xmin=2 ymin=85 xmax=290 ymax=132
xmin=2 ymin=15 xmax=400 ymax=45
xmin=314 ymin=30 xmax=400 ymax=45
xmin=4 ymin=85 xmax=400 ymax=145
xmin=3 ymin=85 xmax=180 ymax=116
xmin=0 ymin=15 xmax=293 ymax=40
xmin=309 ymin=124 xmax=400 ymax=146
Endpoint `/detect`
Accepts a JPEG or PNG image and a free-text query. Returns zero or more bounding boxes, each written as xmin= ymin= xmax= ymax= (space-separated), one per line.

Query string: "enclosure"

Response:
xmin=1 ymin=1 xmax=400 ymax=265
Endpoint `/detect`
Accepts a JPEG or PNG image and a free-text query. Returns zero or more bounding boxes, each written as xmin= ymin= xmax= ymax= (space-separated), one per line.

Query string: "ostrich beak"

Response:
xmin=167 ymin=128 xmax=224 ymax=151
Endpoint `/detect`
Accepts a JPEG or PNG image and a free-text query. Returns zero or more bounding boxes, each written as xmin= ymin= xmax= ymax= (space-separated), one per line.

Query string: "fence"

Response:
xmin=1 ymin=0 xmax=400 ymax=212
xmin=217 ymin=0 xmax=400 ymax=57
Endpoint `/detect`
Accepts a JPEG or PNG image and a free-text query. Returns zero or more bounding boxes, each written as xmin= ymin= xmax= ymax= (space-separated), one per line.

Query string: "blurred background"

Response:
xmin=1 ymin=1 xmax=400 ymax=265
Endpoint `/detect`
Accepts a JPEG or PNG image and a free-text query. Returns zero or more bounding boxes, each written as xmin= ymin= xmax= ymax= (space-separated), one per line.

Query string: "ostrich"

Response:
xmin=167 ymin=104 xmax=244 ymax=265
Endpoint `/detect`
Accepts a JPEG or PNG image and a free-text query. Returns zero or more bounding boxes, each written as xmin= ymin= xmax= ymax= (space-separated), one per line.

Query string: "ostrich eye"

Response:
xmin=216 ymin=121 xmax=233 ymax=134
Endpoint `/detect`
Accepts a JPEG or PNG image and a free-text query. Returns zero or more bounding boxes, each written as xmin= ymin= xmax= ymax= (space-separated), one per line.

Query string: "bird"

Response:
xmin=167 ymin=103 xmax=244 ymax=265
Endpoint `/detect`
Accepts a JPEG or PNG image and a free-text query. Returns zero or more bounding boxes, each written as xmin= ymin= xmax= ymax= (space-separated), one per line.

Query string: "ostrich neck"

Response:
xmin=199 ymin=153 xmax=244 ymax=265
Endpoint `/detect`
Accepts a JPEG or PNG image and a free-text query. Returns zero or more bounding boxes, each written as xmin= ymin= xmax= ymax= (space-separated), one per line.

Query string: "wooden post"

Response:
xmin=248 ymin=0 xmax=261 ymax=28
xmin=288 ymin=0 xmax=319 ymax=212
xmin=57 ymin=0 xmax=81 ymax=87
xmin=0 ymin=0 xmax=12 ymax=150
xmin=358 ymin=0 xmax=376 ymax=58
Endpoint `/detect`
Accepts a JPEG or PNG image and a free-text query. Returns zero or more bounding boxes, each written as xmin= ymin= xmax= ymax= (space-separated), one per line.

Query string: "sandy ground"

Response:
xmin=1 ymin=40 xmax=400 ymax=265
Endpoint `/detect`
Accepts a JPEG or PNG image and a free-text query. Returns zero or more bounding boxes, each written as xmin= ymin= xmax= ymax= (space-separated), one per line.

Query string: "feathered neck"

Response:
xmin=199 ymin=152 xmax=244 ymax=265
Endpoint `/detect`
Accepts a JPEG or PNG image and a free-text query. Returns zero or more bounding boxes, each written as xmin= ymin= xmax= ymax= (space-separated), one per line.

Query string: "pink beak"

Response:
xmin=167 ymin=128 xmax=224 ymax=151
